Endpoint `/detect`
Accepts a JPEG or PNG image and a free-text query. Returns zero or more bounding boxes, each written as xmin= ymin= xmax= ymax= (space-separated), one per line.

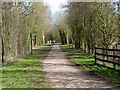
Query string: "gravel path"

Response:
xmin=42 ymin=45 xmax=115 ymax=88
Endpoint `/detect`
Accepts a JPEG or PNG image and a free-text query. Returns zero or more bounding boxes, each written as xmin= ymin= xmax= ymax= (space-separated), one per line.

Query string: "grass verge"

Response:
xmin=1 ymin=45 xmax=52 ymax=88
xmin=61 ymin=45 xmax=120 ymax=86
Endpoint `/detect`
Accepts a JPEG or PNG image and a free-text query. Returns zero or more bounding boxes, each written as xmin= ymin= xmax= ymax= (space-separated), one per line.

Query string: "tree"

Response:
xmin=1 ymin=2 xmax=50 ymax=63
xmin=57 ymin=2 xmax=119 ymax=53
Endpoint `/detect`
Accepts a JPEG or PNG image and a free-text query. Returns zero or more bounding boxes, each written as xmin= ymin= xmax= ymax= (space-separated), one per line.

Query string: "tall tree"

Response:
xmin=1 ymin=2 xmax=50 ymax=63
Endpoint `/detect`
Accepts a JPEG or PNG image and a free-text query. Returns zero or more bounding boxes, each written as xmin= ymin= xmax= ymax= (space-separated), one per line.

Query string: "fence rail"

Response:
xmin=95 ymin=47 xmax=120 ymax=51
xmin=94 ymin=47 xmax=120 ymax=71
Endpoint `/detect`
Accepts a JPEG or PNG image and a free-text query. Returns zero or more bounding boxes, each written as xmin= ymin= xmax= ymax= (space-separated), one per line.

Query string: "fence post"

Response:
xmin=95 ymin=47 xmax=97 ymax=64
xmin=102 ymin=48 xmax=105 ymax=66
xmin=113 ymin=47 xmax=116 ymax=69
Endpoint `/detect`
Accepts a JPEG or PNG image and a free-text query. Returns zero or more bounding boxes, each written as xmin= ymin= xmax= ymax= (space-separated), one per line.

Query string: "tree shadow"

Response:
xmin=74 ymin=62 xmax=120 ymax=85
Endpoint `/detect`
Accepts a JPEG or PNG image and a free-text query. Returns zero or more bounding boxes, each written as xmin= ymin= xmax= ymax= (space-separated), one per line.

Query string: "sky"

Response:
xmin=44 ymin=0 xmax=119 ymax=15
xmin=43 ymin=0 xmax=119 ymax=23
xmin=44 ymin=0 xmax=68 ymax=15
xmin=43 ymin=0 xmax=68 ymax=23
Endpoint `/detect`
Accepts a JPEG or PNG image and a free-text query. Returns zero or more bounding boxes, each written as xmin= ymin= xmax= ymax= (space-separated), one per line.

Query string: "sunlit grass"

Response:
xmin=61 ymin=45 xmax=120 ymax=86
xmin=61 ymin=45 xmax=81 ymax=52
xmin=2 ymin=45 xmax=51 ymax=88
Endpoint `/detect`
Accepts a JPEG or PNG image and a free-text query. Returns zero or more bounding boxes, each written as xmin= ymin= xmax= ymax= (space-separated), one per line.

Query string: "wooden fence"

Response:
xmin=95 ymin=47 xmax=120 ymax=71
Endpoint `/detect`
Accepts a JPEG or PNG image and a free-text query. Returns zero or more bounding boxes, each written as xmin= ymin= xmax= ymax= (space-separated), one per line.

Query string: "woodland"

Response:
xmin=0 ymin=1 xmax=120 ymax=65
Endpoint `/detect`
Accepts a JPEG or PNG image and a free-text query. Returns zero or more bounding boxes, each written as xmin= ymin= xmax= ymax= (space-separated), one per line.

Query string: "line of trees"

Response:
xmin=56 ymin=2 xmax=119 ymax=54
xmin=0 ymin=2 xmax=119 ymax=64
xmin=0 ymin=2 xmax=50 ymax=64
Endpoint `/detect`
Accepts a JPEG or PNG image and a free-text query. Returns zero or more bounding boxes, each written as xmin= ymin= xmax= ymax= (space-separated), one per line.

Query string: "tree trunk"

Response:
xmin=42 ymin=30 xmax=45 ymax=45
xmin=84 ymin=42 xmax=86 ymax=53
xmin=67 ymin=33 xmax=69 ymax=45
xmin=74 ymin=39 xmax=80 ymax=49
xmin=91 ymin=44 xmax=94 ymax=54
xmin=0 ymin=34 xmax=2 ymax=64
xmin=58 ymin=29 xmax=67 ymax=45
xmin=0 ymin=2 xmax=4 ymax=63
xmin=118 ymin=2 xmax=120 ymax=42
xmin=87 ymin=39 xmax=91 ymax=54
xmin=2 ymin=38 xmax=4 ymax=63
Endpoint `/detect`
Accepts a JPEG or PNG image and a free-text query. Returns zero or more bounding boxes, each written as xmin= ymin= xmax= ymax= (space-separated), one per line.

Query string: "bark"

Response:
xmin=74 ymin=39 xmax=80 ymax=49
xmin=87 ymin=40 xmax=91 ymax=54
xmin=2 ymin=38 xmax=4 ymax=63
xmin=67 ymin=33 xmax=69 ymax=45
xmin=84 ymin=42 xmax=86 ymax=53
xmin=0 ymin=2 xmax=2 ymax=64
xmin=59 ymin=29 xmax=67 ymax=45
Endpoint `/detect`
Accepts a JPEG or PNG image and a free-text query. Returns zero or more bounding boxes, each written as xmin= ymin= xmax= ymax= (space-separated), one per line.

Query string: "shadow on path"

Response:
xmin=42 ymin=45 xmax=118 ymax=88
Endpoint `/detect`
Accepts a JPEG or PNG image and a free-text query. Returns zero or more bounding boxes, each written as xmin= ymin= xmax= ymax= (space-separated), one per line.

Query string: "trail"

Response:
xmin=42 ymin=45 xmax=114 ymax=88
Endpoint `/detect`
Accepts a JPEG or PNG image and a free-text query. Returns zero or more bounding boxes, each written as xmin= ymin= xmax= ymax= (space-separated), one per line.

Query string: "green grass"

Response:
xmin=1 ymin=45 xmax=52 ymax=88
xmin=61 ymin=45 xmax=120 ymax=86
xmin=61 ymin=45 xmax=81 ymax=52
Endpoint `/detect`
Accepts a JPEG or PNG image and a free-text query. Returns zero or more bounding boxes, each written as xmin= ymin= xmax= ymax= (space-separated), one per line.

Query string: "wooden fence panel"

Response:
xmin=95 ymin=47 xmax=120 ymax=71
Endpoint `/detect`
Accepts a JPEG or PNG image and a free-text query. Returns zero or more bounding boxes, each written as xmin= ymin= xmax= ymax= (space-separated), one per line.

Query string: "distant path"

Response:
xmin=42 ymin=45 xmax=114 ymax=88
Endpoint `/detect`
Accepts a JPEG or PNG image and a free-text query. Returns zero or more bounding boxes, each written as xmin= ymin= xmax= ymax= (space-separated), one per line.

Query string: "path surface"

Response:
xmin=42 ymin=45 xmax=114 ymax=88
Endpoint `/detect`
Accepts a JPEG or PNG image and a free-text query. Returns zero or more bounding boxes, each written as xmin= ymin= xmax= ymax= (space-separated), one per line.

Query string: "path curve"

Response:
xmin=42 ymin=45 xmax=114 ymax=88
